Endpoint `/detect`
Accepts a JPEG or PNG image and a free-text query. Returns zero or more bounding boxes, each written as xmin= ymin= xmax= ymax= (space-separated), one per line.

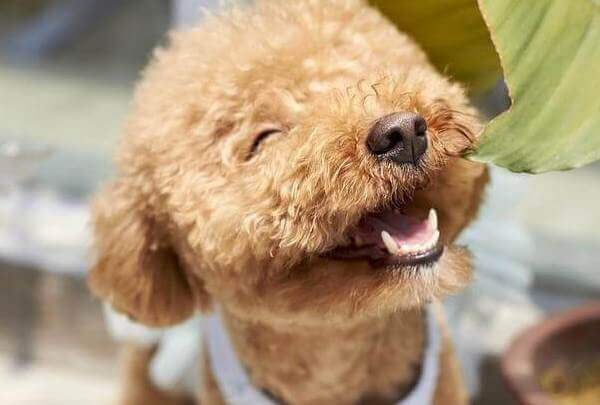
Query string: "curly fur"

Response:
xmin=89 ymin=1 xmax=488 ymax=404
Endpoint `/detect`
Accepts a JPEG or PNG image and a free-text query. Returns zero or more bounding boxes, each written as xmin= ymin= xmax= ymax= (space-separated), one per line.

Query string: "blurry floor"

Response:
xmin=0 ymin=3 xmax=163 ymax=403
xmin=0 ymin=263 xmax=118 ymax=404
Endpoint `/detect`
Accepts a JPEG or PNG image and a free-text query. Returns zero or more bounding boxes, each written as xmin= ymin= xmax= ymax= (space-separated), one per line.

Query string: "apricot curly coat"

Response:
xmin=89 ymin=0 xmax=488 ymax=404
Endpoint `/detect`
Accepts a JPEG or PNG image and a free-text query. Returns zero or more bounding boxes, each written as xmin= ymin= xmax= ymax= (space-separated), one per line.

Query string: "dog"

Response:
xmin=89 ymin=0 xmax=488 ymax=404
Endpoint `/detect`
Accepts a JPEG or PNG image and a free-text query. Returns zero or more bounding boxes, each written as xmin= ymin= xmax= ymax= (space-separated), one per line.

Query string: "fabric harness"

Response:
xmin=104 ymin=305 xmax=441 ymax=405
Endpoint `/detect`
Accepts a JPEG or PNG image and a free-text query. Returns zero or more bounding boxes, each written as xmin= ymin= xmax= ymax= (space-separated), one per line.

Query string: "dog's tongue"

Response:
xmin=354 ymin=209 xmax=439 ymax=255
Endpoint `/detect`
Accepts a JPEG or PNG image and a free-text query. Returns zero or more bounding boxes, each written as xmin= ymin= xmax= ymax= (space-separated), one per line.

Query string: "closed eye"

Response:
xmin=247 ymin=128 xmax=282 ymax=160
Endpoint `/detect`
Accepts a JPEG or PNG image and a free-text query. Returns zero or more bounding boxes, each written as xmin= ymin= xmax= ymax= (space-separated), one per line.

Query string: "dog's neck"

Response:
xmin=219 ymin=307 xmax=426 ymax=405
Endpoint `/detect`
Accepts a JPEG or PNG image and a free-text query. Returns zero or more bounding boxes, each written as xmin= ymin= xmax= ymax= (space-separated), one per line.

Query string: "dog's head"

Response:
xmin=89 ymin=0 xmax=487 ymax=327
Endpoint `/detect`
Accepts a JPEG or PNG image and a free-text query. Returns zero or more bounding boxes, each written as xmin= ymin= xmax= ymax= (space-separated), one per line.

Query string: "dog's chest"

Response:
xmin=204 ymin=309 xmax=438 ymax=405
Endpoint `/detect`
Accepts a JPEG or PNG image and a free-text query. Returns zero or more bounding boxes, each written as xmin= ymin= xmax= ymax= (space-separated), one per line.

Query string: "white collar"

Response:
xmin=204 ymin=307 xmax=441 ymax=405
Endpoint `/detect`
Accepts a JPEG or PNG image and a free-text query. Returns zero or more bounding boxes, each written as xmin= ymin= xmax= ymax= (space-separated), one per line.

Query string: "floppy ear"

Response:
xmin=89 ymin=180 xmax=206 ymax=327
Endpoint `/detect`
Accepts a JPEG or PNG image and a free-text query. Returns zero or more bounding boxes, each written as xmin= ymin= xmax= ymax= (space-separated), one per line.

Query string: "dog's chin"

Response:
xmin=220 ymin=205 xmax=472 ymax=326
xmin=219 ymin=245 xmax=472 ymax=327
xmin=374 ymin=245 xmax=472 ymax=306
xmin=332 ymin=244 xmax=472 ymax=313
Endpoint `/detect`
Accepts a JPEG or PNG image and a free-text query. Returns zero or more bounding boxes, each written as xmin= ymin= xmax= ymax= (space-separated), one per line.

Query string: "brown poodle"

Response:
xmin=89 ymin=0 xmax=488 ymax=404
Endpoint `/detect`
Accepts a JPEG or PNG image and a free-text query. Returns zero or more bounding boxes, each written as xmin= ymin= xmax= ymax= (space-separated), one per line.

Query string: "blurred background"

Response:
xmin=0 ymin=1 xmax=598 ymax=404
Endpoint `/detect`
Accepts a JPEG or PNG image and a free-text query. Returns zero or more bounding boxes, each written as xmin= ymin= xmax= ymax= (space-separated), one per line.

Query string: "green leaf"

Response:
xmin=470 ymin=0 xmax=600 ymax=173
xmin=370 ymin=0 xmax=502 ymax=93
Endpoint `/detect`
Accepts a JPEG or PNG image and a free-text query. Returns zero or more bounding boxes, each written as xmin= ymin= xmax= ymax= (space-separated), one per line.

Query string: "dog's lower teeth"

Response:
xmin=400 ymin=245 xmax=421 ymax=255
xmin=431 ymin=230 xmax=440 ymax=247
xmin=374 ymin=209 xmax=442 ymax=258
xmin=382 ymin=231 xmax=440 ymax=257
xmin=428 ymin=208 xmax=438 ymax=231
xmin=381 ymin=231 xmax=399 ymax=255
xmin=381 ymin=229 xmax=441 ymax=257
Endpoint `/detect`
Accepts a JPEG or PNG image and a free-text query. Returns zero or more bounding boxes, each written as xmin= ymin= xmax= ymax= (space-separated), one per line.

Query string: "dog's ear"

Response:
xmin=88 ymin=180 xmax=208 ymax=327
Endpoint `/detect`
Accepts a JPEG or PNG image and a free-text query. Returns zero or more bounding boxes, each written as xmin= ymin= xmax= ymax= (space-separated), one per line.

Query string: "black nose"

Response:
xmin=366 ymin=112 xmax=428 ymax=165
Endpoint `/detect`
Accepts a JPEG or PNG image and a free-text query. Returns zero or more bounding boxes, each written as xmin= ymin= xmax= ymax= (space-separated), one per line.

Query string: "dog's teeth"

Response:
xmin=431 ymin=230 xmax=440 ymax=247
xmin=428 ymin=208 xmax=438 ymax=231
xmin=381 ymin=231 xmax=399 ymax=255
xmin=399 ymin=244 xmax=416 ymax=255
xmin=420 ymin=231 xmax=439 ymax=252
xmin=426 ymin=231 xmax=436 ymax=249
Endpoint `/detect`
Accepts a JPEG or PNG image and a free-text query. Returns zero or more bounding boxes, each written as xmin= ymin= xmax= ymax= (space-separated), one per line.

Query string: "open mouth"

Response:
xmin=326 ymin=207 xmax=443 ymax=268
